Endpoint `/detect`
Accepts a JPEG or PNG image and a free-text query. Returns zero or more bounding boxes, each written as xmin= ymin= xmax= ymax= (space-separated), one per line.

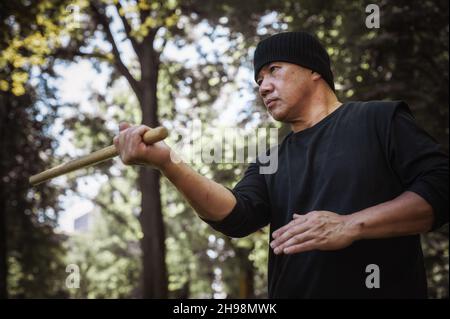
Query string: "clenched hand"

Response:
xmin=113 ymin=122 xmax=172 ymax=169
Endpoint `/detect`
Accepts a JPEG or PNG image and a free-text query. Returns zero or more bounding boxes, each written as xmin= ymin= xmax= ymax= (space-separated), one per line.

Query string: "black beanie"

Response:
xmin=254 ymin=31 xmax=335 ymax=91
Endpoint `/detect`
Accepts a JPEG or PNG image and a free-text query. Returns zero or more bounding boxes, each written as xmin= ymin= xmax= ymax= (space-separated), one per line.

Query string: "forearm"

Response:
xmin=271 ymin=191 xmax=435 ymax=255
xmin=347 ymin=191 xmax=434 ymax=241
xmin=160 ymin=159 xmax=236 ymax=222
xmin=114 ymin=125 xmax=236 ymax=221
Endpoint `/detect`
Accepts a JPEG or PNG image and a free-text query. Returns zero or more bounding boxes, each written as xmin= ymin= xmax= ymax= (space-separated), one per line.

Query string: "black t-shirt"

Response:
xmin=204 ymin=100 xmax=449 ymax=298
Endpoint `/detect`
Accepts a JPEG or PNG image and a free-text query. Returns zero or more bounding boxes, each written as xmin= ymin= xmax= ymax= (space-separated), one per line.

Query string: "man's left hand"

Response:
xmin=270 ymin=211 xmax=360 ymax=255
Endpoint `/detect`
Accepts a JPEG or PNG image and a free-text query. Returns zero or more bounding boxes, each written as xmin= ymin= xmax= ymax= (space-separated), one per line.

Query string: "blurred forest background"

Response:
xmin=0 ymin=0 xmax=448 ymax=298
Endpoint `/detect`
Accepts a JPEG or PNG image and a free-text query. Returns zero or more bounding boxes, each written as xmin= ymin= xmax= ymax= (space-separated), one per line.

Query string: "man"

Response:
xmin=113 ymin=32 xmax=449 ymax=298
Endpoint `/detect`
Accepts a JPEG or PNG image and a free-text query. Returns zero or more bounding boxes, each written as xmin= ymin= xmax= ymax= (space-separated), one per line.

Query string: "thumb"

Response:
xmin=119 ymin=121 xmax=130 ymax=132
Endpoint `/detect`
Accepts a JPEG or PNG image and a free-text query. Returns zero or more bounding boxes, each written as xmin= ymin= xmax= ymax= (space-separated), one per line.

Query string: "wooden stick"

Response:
xmin=29 ymin=126 xmax=168 ymax=186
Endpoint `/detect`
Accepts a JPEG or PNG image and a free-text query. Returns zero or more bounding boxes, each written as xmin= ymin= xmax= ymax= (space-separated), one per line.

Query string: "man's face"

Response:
xmin=256 ymin=61 xmax=313 ymax=121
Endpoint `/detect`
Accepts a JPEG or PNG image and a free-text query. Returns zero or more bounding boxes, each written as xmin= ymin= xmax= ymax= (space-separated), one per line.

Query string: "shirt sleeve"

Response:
xmin=201 ymin=162 xmax=271 ymax=238
xmin=385 ymin=101 xmax=449 ymax=231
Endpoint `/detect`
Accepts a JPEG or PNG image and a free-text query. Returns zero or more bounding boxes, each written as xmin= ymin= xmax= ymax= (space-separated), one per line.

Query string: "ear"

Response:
xmin=310 ymin=71 xmax=322 ymax=81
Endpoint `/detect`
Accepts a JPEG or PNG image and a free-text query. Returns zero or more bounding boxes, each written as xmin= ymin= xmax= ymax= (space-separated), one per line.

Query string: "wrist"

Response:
xmin=342 ymin=213 xmax=364 ymax=242
xmin=145 ymin=145 xmax=177 ymax=172
xmin=160 ymin=158 xmax=175 ymax=173
xmin=159 ymin=154 xmax=182 ymax=176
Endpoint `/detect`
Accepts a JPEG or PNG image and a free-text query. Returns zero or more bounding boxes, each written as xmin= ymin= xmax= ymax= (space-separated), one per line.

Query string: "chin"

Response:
xmin=269 ymin=110 xmax=287 ymax=122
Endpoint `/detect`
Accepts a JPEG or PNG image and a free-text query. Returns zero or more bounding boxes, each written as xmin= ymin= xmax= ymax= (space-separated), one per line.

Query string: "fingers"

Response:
xmin=272 ymin=213 xmax=306 ymax=239
xmin=119 ymin=121 xmax=131 ymax=132
xmin=283 ymin=240 xmax=317 ymax=255
xmin=115 ymin=124 xmax=150 ymax=145
xmin=270 ymin=210 xmax=351 ymax=255
xmin=126 ymin=125 xmax=151 ymax=148
xmin=114 ymin=124 xmax=152 ymax=165
xmin=270 ymin=221 xmax=310 ymax=254
xmin=134 ymin=125 xmax=151 ymax=138
xmin=272 ymin=220 xmax=294 ymax=239
xmin=273 ymin=229 xmax=316 ymax=254
xmin=115 ymin=122 xmax=130 ymax=149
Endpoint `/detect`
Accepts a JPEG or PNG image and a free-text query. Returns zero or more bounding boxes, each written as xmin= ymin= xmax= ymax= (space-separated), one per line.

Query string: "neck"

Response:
xmin=290 ymin=89 xmax=342 ymax=133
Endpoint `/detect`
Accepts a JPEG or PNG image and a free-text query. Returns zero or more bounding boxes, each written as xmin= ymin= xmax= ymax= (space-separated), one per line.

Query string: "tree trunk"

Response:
xmin=0 ymin=95 xmax=8 ymax=299
xmin=138 ymin=167 xmax=167 ymax=298
xmin=137 ymin=43 xmax=168 ymax=298
xmin=0 ymin=206 xmax=6 ymax=299
xmin=236 ymin=247 xmax=255 ymax=298
xmin=0 ymin=192 xmax=6 ymax=299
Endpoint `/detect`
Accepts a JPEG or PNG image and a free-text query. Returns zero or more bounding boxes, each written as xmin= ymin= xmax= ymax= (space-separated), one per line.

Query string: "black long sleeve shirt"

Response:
xmin=204 ymin=100 xmax=449 ymax=298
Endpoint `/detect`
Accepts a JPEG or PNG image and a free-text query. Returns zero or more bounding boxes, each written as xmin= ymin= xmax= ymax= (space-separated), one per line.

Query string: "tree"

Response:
xmin=0 ymin=0 xmax=72 ymax=298
xmin=46 ymin=0 xmax=276 ymax=298
xmin=5 ymin=0 xmax=444 ymax=299
xmin=0 ymin=45 xmax=68 ymax=299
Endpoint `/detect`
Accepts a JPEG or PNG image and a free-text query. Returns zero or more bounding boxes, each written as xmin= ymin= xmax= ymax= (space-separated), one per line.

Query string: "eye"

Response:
xmin=269 ymin=65 xmax=279 ymax=73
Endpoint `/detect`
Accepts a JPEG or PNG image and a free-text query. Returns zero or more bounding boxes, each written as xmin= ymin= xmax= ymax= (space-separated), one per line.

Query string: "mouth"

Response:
xmin=265 ymin=98 xmax=279 ymax=109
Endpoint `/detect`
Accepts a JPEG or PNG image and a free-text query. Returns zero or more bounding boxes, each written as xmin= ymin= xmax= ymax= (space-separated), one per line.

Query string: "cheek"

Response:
xmin=292 ymin=77 xmax=310 ymax=97
xmin=281 ymin=83 xmax=303 ymax=104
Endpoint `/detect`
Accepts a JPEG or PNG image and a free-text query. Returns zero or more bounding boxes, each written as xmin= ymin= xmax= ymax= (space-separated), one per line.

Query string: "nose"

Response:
xmin=258 ymin=77 xmax=273 ymax=98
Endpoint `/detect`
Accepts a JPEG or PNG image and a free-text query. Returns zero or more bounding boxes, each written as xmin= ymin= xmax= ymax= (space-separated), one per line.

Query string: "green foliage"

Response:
xmin=1 ymin=0 xmax=447 ymax=299
xmin=0 ymin=0 xmax=77 ymax=95
xmin=63 ymin=86 xmax=142 ymax=298
xmin=0 ymin=58 xmax=68 ymax=299
xmin=65 ymin=198 xmax=142 ymax=298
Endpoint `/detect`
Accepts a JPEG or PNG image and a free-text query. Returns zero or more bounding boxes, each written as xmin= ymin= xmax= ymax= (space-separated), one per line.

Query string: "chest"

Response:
xmin=265 ymin=124 xmax=389 ymax=214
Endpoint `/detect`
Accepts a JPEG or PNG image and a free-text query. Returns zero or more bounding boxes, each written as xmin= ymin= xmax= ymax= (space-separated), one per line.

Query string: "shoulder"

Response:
xmin=344 ymin=100 xmax=413 ymax=117
xmin=342 ymin=100 xmax=414 ymax=129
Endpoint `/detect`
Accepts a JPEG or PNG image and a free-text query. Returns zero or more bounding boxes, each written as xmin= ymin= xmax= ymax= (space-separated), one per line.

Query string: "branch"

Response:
xmin=90 ymin=2 xmax=141 ymax=96
xmin=53 ymin=47 xmax=111 ymax=62
xmin=139 ymin=4 xmax=150 ymax=29
xmin=114 ymin=1 xmax=141 ymax=57
xmin=156 ymin=35 xmax=168 ymax=60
